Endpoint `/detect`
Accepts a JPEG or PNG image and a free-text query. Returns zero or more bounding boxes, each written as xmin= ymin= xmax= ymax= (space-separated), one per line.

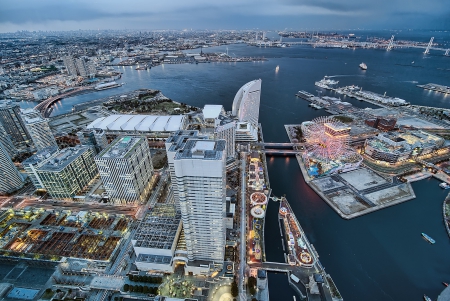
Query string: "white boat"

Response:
xmin=439 ymin=182 xmax=450 ymax=189
xmin=359 ymin=62 xmax=367 ymax=70
xmin=94 ymin=81 xmax=122 ymax=90
xmin=423 ymin=295 xmax=432 ymax=301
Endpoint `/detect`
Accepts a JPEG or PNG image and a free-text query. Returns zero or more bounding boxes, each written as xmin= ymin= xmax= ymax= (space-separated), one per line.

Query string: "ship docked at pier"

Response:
xmin=94 ymin=81 xmax=123 ymax=91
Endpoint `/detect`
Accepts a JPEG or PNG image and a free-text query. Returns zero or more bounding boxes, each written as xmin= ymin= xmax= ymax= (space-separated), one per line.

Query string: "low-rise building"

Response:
xmin=132 ymin=204 xmax=182 ymax=272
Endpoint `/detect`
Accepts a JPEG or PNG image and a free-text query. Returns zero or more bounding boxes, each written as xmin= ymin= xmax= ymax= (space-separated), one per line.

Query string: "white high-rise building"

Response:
xmin=165 ymin=130 xmax=200 ymax=211
xmin=0 ymin=141 xmax=24 ymax=194
xmin=63 ymin=56 xmax=78 ymax=77
xmin=215 ymin=120 xmax=236 ymax=158
xmin=95 ymin=136 xmax=154 ymax=204
xmin=21 ymin=109 xmax=58 ymax=151
xmin=232 ymin=79 xmax=262 ymax=125
xmin=172 ymin=138 xmax=226 ymax=263
xmin=202 ymin=105 xmax=236 ymax=158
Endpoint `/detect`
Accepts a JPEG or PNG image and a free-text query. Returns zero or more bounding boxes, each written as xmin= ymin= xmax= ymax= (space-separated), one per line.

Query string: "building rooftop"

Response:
xmin=134 ymin=204 xmax=181 ymax=250
xmin=38 ymin=146 xmax=90 ymax=172
xmin=324 ymin=122 xmax=351 ymax=132
xmin=87 ymin=114 xmax=185 ymax=132
xmin=97 ymin=136 xmax=142 ymax=159
xmin=22 ymin=146 xmax=59 ymax=166
xmin=175 ymin=139 xmax=226 ymax=160
xmin=202 ymin=105 xmax=223 ymax=119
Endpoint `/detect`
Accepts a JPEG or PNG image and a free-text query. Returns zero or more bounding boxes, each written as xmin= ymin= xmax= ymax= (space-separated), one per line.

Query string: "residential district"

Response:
xmin=0 ymin=30 xmax=449 ymax=301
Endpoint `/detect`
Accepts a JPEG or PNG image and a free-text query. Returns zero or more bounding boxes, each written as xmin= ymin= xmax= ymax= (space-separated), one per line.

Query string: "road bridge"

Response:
xmin=34 ymin=86 xmax=93 ymax=117
xmin=263 ymin=149 xmax=298 ymax=155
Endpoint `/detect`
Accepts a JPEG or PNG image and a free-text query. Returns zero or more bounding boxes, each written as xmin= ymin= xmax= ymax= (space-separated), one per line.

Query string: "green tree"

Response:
xmin=143 ymin=286 xmax=149 ymax=294
xmin=231 ymin=281 xmax=239 ymax=297
xmin=123 ymin=284 xmax=129 ymax=292
xmin=128 ymin=274 xmax=134 ymax=281
xmin=249 ymin=286 xmax=256 ymax=296
xmin=248 ymin=276 xmax=257 ymax=288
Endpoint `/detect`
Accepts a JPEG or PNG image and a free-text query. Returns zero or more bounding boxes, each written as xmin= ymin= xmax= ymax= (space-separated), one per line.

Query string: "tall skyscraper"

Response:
xmin=63 ymin=55 xmax=78 ymax=77
xmin=36 ymin=146 xmax=97 ymax=200
xmin=165 ymin=130 xmax=200 ymax=211
xmin=0 ymin=123 xmax=18 ymax=158
xmin=95 ymin=136 xmax=153 ymax=204
xmin=77 ymin=128 xmax=108 ymax=154
xmin=232 ymin=79 xmax=262 ymax=125
xmin=63 ymin=55 xmax=96 ymax=77
xmin=21 ymin=109 xmax=58 ymax=151
xmin=0 ymin=141 xmax=24 ymax=194
xmin=0 ymin=102 xmax=31 ymax=149
xmin=172 ymin=138 xmax=226 ymax=263
xmin=202 ymin=105 xmax=236 ymax=158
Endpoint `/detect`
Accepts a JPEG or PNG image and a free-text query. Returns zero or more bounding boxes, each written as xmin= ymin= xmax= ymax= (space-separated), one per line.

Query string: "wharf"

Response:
xmin=284 ymin=124 xmax=417 ymax=219
xmin=418 ymin=83 xmax=450 ymax=95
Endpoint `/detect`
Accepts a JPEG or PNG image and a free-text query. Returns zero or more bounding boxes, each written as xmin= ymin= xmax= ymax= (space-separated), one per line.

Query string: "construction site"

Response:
xmin=0 ymin=208 xmax=132 ymax=262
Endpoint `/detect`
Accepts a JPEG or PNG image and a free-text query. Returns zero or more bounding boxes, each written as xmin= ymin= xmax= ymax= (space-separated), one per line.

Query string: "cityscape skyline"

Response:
xmin=1 ymin=0 xmax=449 ymax=33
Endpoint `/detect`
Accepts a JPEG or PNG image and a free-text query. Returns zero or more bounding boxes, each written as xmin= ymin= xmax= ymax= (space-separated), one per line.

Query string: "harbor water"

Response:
xmin=19 ymin=32 xmax=450 ymax=300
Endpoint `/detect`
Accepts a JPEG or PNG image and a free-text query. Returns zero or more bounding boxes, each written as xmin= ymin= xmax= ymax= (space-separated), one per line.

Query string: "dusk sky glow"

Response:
xmin=1 ymin=0 xmax=449 ymax=32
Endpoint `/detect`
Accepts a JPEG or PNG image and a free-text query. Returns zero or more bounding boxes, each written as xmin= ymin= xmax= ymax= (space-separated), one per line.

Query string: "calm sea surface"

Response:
xmin=19 ymin=31 xmax=450 ymax=301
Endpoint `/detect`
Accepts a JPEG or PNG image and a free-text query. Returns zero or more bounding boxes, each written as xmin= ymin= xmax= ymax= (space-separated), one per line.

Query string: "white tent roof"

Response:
xmin=87 ymin=114 xmax=185 ymax=132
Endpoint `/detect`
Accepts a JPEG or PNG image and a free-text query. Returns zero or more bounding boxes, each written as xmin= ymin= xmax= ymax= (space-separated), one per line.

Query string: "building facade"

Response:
xmin=0 ymin=103 xmax=31 ymax=149
xmin=232 ymin=79 xmax=262 ymax=125
xmin=165 ymin=130 xmax=200 ymax=211
xmin=36 ymin=146 xmax=97 ymax=200
xmin=0 ymin=141 xmax=24 ymax=194
xmin=95 ymin=136 xmax=154 ymax=204
xmin=21 ymin=109 xmax=58 ymax=151
xmin=173 ymin=138 xmax=226 ymax=263
xmin=22 ymin=146 xmax=59 ymax=190
xmin=77 ymin=128 xmax=108 ymax=154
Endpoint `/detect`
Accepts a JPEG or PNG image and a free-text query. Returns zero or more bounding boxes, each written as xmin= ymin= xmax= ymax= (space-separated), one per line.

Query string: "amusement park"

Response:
xmin=300 ymin=116 xmax=362 ymax=178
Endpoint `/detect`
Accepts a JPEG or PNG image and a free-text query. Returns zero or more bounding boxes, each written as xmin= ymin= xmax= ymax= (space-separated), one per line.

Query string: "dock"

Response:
xmin=418 ymin=83 xmax=450 ymax=95
xmin=443 ymin=194 xmax=450 ymax=238
xmin=284 ymin=124 xmax=417 ymax=219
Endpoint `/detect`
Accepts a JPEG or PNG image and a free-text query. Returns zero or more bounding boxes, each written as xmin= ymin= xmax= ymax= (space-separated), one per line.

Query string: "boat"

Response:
xmin=296 ymin=90 xmax=314 ymax=99
xmin=135 ymin=65 xmax=148 ymax=70
xmin=359 ymin=62 xmax=367 ymax=70
xmin=315 ymin=76 xmax=339 ymax=89
xmin=424 ymin=295 xmax=432 ymax=301
xmin=440 ymin=182 xmax=450 ymax=189
xmin=443 ymin=282 xmax=449 ymax=287
xmin=421 ymin=233 xmax=435 ymax=244
xmin=94 ymin=81 xmax=123 ymax=91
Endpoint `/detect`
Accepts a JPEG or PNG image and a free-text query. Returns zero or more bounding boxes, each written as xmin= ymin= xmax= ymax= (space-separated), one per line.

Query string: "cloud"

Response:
xmin=0 ymin=0 xmax=449 ymax=31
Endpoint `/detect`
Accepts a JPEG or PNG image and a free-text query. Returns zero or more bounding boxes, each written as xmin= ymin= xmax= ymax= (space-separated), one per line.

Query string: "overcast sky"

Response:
xmin=1 ymin=0 xmax=449 ymax=32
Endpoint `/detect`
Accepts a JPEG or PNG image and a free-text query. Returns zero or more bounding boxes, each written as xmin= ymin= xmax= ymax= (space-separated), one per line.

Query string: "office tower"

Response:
xmin=215 ymin=120 xmax=235 ymax=158
xmin=202 ymin=105 xmax=236 ymax=158
xmin=0 ymin=102 xmax=31 ymax=149
xmin=95 ymin=136 xmax=153 ymax=204
xmin=165 ymin=130 xmax=200 ymax=211
xmin=21 ymin=109 xmax=58 ymax=151
xmin=173 ymin=138 xmax=226 ymax=263
xmin=75 ymin=58 xmax=96 ymax=77
xmin=0 ymin=141 xmax=24 ymax=194
xmin=36 ymin=146 xmax=97 ymax=200
xmin=77 ymin=128 xmax=108 ymax=154
xmin=22 ymin=146 xmax=59 ymax=190
xmin=0 ymin=123 xmax=18 ymax=158
xmin=63 ymin=55 xmax=78 ymax=77
xmin=232 ymin=79 xmax=262 ymax=125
